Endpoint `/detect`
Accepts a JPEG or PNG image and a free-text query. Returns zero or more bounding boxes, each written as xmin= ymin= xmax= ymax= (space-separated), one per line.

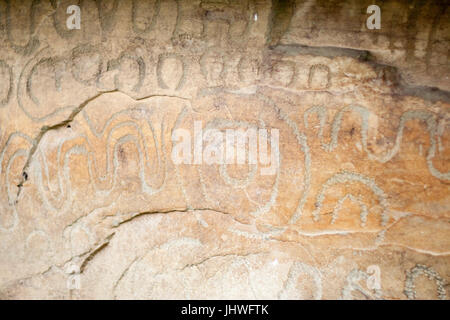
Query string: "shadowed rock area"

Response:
xmin=0 ymin=0 xmax=449 ymax=299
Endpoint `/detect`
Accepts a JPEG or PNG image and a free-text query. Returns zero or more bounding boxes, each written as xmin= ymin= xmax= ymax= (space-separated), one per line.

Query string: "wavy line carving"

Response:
xmin=304 ymin=105 xmax=449 ymax=180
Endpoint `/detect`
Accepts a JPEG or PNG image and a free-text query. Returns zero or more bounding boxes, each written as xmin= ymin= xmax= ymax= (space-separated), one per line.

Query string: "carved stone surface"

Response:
xmin=0 ymin=0 xmax=449 ymax=299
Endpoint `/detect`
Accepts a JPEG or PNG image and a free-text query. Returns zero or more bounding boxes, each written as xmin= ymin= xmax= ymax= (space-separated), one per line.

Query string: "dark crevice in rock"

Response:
xmin=395 ymin=85 xmax=450 ymax=104
xmin=272 ymin=43 xmax=373 ymax=60
xmin=15 ymin=90 xmax=120 ymax=202
xmin=111 ymin=207 xmax=246 ymax=229
xmin=271 ymin=44 xmax=450 ymax=103
xmin=79 ymin=232 xmax=115 ymax=273
xmin=180 ymin=252 xmax=265 ymax=271
xmin=14 ymin=90 xmax=191 ymax=203
xmin=267 ymin=0 xmax=296 ymax=47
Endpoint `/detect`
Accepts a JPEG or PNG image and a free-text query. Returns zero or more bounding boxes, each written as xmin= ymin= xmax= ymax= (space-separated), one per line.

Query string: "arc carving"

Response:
xmin=404 ymin=265 xmax=447 ymax=300
xmin=312 ymin=171 xmax=389 ymax=227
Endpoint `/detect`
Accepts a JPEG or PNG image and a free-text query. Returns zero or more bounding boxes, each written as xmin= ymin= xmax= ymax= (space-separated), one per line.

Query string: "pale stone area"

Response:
xmin=0 ymin=0 xmax=449 ymax=299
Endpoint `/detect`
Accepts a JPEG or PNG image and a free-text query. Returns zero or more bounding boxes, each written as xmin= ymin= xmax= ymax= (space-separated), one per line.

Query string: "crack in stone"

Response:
xmin=179 ymin=252 xmax=265 ymax=271
xmin=112 ymin=256 xmax=139 ymax=299
xmin=79 ymin=232 xmax=115 ymax=273
xmin=0 ymin=231 xmax=115 ymax=291
xmin=14 ymin=90 xmax=191 ymax=203
xmin=112 ymin=251 xmax=265 ymax=299
xmin=111 ymin=207 xmax=249 ymax=228
xmin=15 ymin=89 xmax=119 ymax=202
xmin=272 ymin=44 xmax=374 ymax=60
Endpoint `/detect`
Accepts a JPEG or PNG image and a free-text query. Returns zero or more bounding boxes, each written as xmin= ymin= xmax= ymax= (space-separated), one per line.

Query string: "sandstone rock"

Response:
xmin=0 ymin=0 xmax=448 ymax=299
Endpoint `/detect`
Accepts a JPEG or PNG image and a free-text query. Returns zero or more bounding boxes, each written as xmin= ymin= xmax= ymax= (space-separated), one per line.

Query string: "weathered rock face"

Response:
xmin=0 ymin=0 xmax=449 ymax=300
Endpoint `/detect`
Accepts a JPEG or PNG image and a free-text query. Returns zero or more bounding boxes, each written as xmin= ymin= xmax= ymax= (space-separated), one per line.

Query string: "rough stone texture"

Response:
xmin=0 ymin=0 xmax=449 ymax=300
